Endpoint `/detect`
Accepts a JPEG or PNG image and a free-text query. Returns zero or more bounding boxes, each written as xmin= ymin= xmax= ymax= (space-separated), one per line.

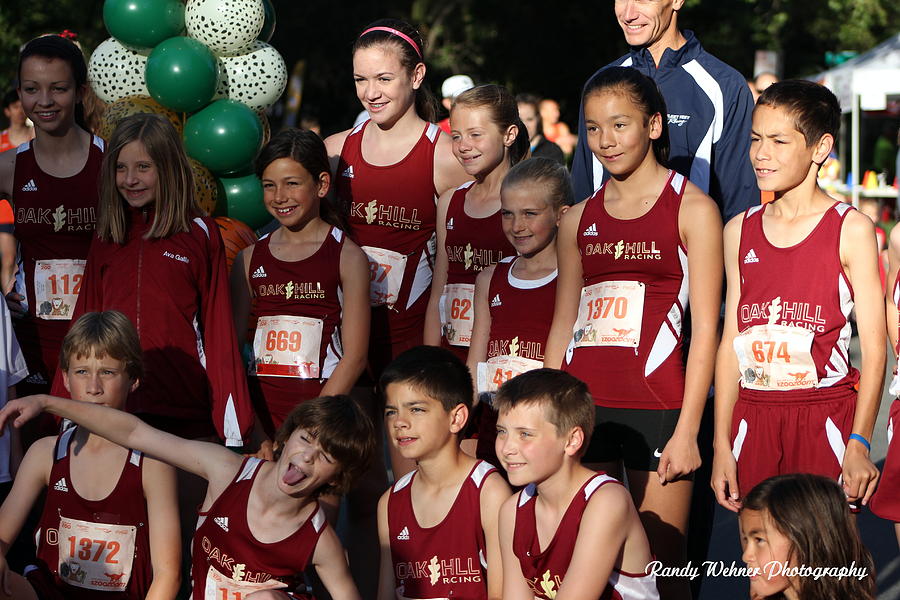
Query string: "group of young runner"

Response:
xmin=0 ymin=14 xmax=894 ymax=600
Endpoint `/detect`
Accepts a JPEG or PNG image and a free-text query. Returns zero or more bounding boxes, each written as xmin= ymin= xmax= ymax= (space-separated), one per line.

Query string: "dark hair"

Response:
xmin=18 ymin=35 xmax=88 ymax=130
xmin=515 ymin=93 xmax=543 ymax=135
xmin=2 ymin=89 xmax=18 ymax=110
xmin=583 ymin=66 xmax=670 ymax=166
xmin=452 ymin=84 xmax=529 ymax=167
xmin=273 ymin=395 xmax=376 ymax=497
xmin=255 ymin=128 xmax=347 ymax=231
xmin=741 ymin=474 xmax=876 ymax=600
xmin=59 ymin=311 xmax=144 ymax=380
xmin=756 ymin=80 xmax=841 ymax=148
xmin=494 ymin=369 xmax=594 ymax=456
xmin=502 ymin=157 xmax=574 ymax=209
xmin=353 ymin=18 xmax=437 ymax=123
xmin=98 ymin=114 xmax=197 ymax=244
xmin=380 ymin=345 xmax=473 ymax=411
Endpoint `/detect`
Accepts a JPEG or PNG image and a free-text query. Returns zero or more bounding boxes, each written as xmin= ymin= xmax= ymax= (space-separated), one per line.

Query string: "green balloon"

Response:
xmin=103 ymin=0 xmax=184 ymax=50
xmin=216 ymin=174 xmax=269 ymax=229
xmin=184 ymin=100 xmax=263 ymax=174
xmin=258 ymin=0 xmax=276 ymax=42
xmin=145 ymin=37 xmax=218 ymax=113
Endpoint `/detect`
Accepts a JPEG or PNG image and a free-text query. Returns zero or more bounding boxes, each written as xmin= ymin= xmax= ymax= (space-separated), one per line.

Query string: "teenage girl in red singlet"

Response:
xmin=0 ymin=36 xmax=101 ymax=401
xmin=544 ymin=67 xmax=723 ymax=600
xmin=232 ymin=129 xmax=370 ymax=442
xmin=423 ymin=84 xmax=524 ymax=363
xmin=325 ymin=18 xmax=468 ymax=377
xmin=467 ymin=158 xmax=572 ymax=462
xmin=325 ymin=18 xmax=468 ymax=480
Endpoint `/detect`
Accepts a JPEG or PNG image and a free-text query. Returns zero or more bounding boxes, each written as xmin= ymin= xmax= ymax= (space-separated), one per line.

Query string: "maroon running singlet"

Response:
xmin=387 ymin=461 xmax=496 ymax=599
xmin=730 ymin=201 xmax=858 ymax=494
xmin=513 ymin=473 xmax=658 ymax=600
xmin=12 ymin=136 xmax=103 ymax=392
xmin=336 ymin=120 xmax=440 ymax=376
xmin=871 ymin=272 xmax=900 ymax=520
xmin=35 ymin=427 xmax=152 ymax=599
xmin=247 ymin=227 xmax=345 ymax=435
xmin=439 ymin=183 xmax=516 ymax=362
xmin=191 ymin=457 xmax=325 ymax=600
xmin=566 ymin=170 xmax=688 ymax=410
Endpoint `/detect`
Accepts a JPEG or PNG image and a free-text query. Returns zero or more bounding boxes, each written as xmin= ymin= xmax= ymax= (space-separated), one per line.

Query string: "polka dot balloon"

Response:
xmin=88 ymin=38 xmax=149 ymax=103
xmin=185 ymin=0 xmax=265 ymax=56
xmin=217 ymin=41 xmax=287 ymax=112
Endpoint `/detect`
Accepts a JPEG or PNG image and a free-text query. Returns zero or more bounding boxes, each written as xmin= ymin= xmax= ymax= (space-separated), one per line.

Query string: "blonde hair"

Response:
xmin=97 ymin=113 xmax=199 ymax=244
xmin=59 ymin=311 xmax=143 ymax=380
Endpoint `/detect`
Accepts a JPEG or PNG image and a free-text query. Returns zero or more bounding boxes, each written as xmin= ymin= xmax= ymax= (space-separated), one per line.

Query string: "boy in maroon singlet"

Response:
xmin=495 ymin=369 xmax=658 ymax=600
xmin=376 ymin=346 xmax=510 ymax=600
xmin=712 ymin=81 xmax=884 ymax=512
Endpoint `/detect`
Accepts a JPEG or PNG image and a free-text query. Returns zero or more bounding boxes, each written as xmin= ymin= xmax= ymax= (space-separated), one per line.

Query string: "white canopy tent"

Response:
xmin=814 ymin=32 xmax=900 ymax=206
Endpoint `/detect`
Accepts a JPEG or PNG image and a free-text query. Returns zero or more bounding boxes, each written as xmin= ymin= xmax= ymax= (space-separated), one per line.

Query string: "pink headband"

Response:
xmin=360 ymin=26 xmax=422 ymax=59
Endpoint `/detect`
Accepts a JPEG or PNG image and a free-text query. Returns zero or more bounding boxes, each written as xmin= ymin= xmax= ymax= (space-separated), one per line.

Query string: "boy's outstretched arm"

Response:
xmin=0 ymin=395 xmax=242 ymax=487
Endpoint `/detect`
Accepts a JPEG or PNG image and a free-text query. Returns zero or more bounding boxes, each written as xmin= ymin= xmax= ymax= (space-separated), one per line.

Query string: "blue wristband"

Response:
xmin=848 ymin=433 xmax=871 ymax=451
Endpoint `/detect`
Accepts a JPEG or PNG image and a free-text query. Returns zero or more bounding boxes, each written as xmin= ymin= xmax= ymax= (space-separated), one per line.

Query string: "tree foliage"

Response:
xmin=0 ymin=0 xmax=896 ymax=133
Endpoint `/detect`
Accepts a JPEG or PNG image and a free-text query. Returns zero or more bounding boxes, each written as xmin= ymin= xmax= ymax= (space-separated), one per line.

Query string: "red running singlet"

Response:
xmin=191 ymin=458 xmax=326 ymax=600
xmin=247 ymin=227 xmax=345 ymax=435
xmin=734 ymin=201 xmax=857 ymax=396
xmin=566 ymin=171 xmax=688 ymax=409
xmin=870 ymin=272 xmax=900 ymax=520
xmin=12 ymin=136 xmax=103 ymax=391
xmin=440 ymin=182 xmax=516 ymax=361
xmin=513 ymin=473 xmax=659 ymax=600
xmin=387 ymin=461 xmax=496 ymax=599
xmin=336 ymin=121 xmax=440 ymax=374
xmin=35 ymin=427 xmax=152 ymax=599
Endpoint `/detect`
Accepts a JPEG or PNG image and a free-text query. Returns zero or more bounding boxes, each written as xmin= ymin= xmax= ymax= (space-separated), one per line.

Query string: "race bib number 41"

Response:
xmin=734 ymin=324 xmax=818 ymax=390
xmin=56 ymin=516 xmax=136 ymax=592
xmin=476 ymin=355 xmax=543 ymax=394
xmin=253 ymin=315 xmax=324 ymax=379
xmin=34 ymin=259 xmax=85 ymax=321
xmin=573 ymin=280 xmax=644 ymax=348
xmin=440 ymin=283 xmax=475 ymax=347
xmin=361 ymin=246 xmax=407 ymax=307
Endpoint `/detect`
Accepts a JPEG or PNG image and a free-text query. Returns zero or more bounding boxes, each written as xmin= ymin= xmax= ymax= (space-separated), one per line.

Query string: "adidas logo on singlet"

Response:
xmin=446 ymin=218 xmax=454 ymax=230
xmin=583 ymin=223 xmax=598 ymax=237
xmin=743 ymin=248 xmax=760 ymax=264
xmin=25 ymin=373 xmax=48 ymax=385
xmin=491 ymin=294 xmax=502 ymax=307
xmin=342 ymin=165 xmax=354 ymax=178
xmin=214 ymin=516 xmax=229 ymax=532
xmin=251 ymin=265 xmax=267 ymax=279
xmin=396 ymin=526 xmax=410 ymax=541
xmin=53 ymin=478 xmax=69 ymax=492
xmin=21 ymin=179 xmax=37 ymax=192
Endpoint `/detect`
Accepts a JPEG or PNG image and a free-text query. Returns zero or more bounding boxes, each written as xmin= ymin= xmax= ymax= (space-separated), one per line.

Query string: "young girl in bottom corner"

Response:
xmin=466 ymin=157 xmax=572 ymax=463
xmin=739 ymin=473 xmax=876 ymax=600
xmin=230 ymin=128 xmax=371 ymax=446
xmin=543 ymin=66 xmax=723 ymax=600
xmin=424 ymin=84 xmax=528 ymax=363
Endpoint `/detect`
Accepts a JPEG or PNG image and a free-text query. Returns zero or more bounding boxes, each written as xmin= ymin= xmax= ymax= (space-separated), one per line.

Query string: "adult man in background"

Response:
xmin=571 ymin=0 xmax=757 ymax=220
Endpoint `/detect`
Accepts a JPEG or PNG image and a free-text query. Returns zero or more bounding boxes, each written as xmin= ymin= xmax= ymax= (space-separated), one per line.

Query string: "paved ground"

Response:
xmin=698 ymin=334 xmax=900 ymax=599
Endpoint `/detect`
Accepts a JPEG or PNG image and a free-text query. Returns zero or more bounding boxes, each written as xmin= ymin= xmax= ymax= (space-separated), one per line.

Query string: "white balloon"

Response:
xmin=185 ymin=0 xmax=265 ymax=56
xmin=88 ymin=38 xmax=149 ymax=103
xmin=217 ymin=41 xmax=287 ymax=112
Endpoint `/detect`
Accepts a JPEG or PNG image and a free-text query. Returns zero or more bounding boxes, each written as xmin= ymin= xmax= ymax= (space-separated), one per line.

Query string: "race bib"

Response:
xmin=204 ymin=565 xmax=288 ymax=600
xmin=252 ymin=315 xmax=323 ymax=379
xmin=439 ymin=283 xmax=475 ymax=347
xmin=573 ymin=281 xmax=644 ymax=348
xmin=476 ymin=355 xmax=543 ymax=394
xmin=56 ymin=516 xmax=136 ymax=592
xmin=734 ymin=324 xmax=818 ymax=390
xmin=361 ymin=246 xmax=407 ymax=307
xmin=34 ymin=259 xmax=85 ymax=321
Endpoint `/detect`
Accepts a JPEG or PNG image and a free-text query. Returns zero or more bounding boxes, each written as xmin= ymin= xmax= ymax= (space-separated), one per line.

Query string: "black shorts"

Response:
xmin=584 ymin=405 xmax=686 ymax=474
